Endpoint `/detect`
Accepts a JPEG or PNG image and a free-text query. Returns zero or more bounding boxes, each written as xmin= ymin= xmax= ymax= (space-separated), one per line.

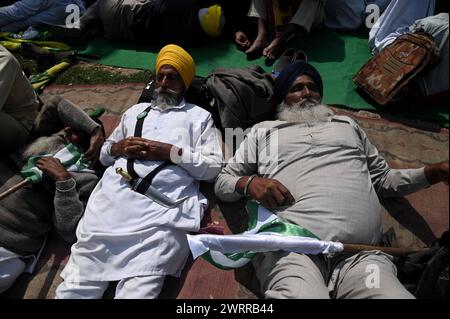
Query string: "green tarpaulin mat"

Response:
xmin=79 ymin=29 xmax=449 ymax=128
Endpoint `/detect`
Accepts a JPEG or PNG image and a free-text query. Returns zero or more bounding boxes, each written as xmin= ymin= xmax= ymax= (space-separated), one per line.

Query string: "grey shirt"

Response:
xmin=0 ymin=96 xmax=100 ymax=255
xmin=215 ymin=115 xmax=429 ymax=245
xmin=0 ymin=164 xmax=98 ymax=256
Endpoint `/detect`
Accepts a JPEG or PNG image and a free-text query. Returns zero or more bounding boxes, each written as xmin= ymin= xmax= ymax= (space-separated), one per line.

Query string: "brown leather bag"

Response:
xmin=353 ymin=31 xmax=439 ymax=106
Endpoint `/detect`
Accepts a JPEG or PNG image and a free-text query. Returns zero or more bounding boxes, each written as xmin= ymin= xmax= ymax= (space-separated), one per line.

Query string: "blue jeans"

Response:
xmin=0 ymin=0 xmax=86 ymax=32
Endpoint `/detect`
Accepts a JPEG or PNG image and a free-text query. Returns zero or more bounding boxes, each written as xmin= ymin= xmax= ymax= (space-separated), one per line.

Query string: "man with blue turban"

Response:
xmin=56 ymin=44 xmax=223 ymax=299
xmin=215 ymin=61 xmax=448 ymax=299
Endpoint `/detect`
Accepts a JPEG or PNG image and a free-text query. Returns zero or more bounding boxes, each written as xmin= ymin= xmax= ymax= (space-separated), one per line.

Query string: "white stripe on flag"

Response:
xmin=187 ymin=202 xmax=344 ymax=270
xmin=188 ymin=233 xmax=344 ymax=259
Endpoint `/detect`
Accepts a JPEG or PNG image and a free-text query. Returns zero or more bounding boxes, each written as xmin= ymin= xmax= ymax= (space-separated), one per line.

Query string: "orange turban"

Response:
xmin=156 ymin=44 xmax=196 ymax=89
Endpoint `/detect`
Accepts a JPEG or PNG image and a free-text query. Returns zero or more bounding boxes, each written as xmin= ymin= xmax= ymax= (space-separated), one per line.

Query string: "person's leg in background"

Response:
xmin=263 ymin=0 xmax=326 ymax=59
xmin=55 ymin=279 xmax=110 ymax=299
xmin=0 ymin=248 xmax=26 ymax=294
xmin=331 ymin=251 xmax=415 ymax=299
xmin=244 ymin=0 xmax=271 ymax=56
xmin=0 ymin=0 xmax=44 ymax=31
xmin=290 ymin=0 xmax=326 ymax=34
xmin=254 ymin=251 xmax=331 ymax=299
xmin=114 ymin=275 xmax=166 ymax=299
xmin=0 ymin=45 xmax=39 ymax=155
xmin=0 ymin=0 xmax=86 ymax=32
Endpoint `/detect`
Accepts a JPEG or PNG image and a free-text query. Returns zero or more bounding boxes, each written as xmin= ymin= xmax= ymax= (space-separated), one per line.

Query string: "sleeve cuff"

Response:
xmin=55 ymin=178 xmax=76 ymax=192
xmin=88 ymin=122 xmax=101 ymax=135
xmin=215 ymin=174 xmax=244 ymax=202
xmin=415 ymin=167 xmax=431 ymax=188
xmin=227 ymin=175 xmax=242 ymax=195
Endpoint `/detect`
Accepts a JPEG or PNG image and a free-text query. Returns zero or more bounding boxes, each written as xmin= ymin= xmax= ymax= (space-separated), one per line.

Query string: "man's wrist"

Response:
xmin=244 ymin=175 xmax=257 ymax=197
xmin=110 ymin=143 xmax=120 ymax=158
xmin=236 ymin=176 xmax=256 ymax=196
xmin=55 ymin=172 xmax=72 ymax=182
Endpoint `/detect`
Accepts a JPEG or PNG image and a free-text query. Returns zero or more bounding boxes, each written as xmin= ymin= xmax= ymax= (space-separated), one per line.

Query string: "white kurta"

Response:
xmin=61 ymin=100 xmax=223 ymax=282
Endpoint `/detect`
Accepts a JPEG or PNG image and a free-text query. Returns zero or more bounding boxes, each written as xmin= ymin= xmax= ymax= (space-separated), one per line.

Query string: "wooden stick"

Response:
xmin=343 ymin=244 xmax=429 ymax=257
xmin=0 ymin=179 xmax=30 ymax=201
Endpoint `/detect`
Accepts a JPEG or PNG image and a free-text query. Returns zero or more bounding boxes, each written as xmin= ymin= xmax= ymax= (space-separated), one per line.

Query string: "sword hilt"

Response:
xmin=115 ymin=167 xmax=133 ymax=182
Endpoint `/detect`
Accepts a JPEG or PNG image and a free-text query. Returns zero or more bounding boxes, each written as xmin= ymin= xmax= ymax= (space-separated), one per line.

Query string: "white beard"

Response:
xmin=22 ymin=133 xmax=67 ymax=158
xmin=152 ymin=87 xmax=182 ymax=110
xmin=276 ymin=99 xmax=334 ymax=124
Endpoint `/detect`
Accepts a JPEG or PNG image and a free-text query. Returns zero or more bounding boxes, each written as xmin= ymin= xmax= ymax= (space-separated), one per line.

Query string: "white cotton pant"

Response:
xmin=0 ymin=248 xmax=26 ymax=294
xmin=253 ymin=250 xmax=415 ymax=299
xmin=55 ymin=275 xmax=166 ymax=299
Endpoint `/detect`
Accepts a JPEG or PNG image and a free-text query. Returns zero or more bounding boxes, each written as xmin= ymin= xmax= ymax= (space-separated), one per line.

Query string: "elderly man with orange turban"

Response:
xmin=55 ymin=45 xmax=223 ymax=299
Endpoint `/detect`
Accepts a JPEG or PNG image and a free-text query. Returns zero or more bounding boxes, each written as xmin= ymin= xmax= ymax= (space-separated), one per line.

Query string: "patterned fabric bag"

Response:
xmin=353 ymin=31 xmax=439 ymax=106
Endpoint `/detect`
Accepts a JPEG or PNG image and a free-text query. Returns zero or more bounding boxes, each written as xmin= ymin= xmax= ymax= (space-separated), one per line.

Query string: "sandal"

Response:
xmin=272 ymin=48 xmax=298 ymax=76
xmin=291 ymin=50 xmax=308 ymax=63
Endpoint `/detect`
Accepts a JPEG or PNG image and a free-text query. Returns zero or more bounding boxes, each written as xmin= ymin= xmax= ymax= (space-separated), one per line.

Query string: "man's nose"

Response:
xmin=301 ymin=85 xmax=311 ymax=98
xmin=160 ymin=76 xmax=169 ymax=87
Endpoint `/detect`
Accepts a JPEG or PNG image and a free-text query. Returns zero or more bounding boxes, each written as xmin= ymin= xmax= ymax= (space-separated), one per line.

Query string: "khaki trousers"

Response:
xmin=253 ymin=250 xmax=415 ymax=299
xmin=0 ymin=45 xmax=39 ymax=153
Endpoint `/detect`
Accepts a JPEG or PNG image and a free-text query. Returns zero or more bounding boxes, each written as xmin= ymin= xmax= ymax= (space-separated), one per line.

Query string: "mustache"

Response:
xmin=153 ymin=87 xmax=180 ymax=97
xmin=298 ymin=98 xmax=321 ymax=108
xmin=276 ymin=101 xmax=334 ymax=124
xmin=152 ymin=87 xmax=182 ymax=109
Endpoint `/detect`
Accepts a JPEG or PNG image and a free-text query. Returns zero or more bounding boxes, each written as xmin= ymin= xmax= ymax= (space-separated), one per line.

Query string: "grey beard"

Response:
xmin=22 ymin=133 xmax=67 ymax=159
xmin=152 ymin=87 xmax=181 ymax=110
xmin=276 ymin=99 xmax=334 ymax=124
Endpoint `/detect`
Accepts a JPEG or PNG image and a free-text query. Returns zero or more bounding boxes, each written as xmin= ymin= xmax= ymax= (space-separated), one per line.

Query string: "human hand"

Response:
xmin=247 ymin=177 xmax=295 ymax=208
xmin=235 ymin=31 xmax=251 ymax=51
xmin=424 ymin=161 xmax=449 ymax=185
xmin=111 ymin=137 xmax=178 ymax=161
xmin=83 ymin=127 xmax=104 ymax=167
xmin=36 ymin=157 xmax=72 ymax=182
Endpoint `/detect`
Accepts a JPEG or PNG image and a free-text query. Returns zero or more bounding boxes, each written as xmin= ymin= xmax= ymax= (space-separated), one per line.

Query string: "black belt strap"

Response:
xmin=135 ymin=161 xmax=171 ymax=194
xmin=127 ymin=105 xmax=171 ymax=191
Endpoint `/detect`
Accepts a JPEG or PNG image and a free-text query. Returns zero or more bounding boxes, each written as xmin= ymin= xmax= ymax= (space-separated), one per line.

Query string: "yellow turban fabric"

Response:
xmin=198 ymin=5 xmax=224 ymax=38
xmin=156 ymin=44 xmax=196 ymax=89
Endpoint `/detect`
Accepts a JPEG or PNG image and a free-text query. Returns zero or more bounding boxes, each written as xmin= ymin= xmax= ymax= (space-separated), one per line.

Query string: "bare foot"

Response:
xmin=235 ymin=31 xmax=251 ymax=51
xmin=263 ymin=37 xmax=283 ymax=59
xmin=245 ymin=36 xmax=270 ymax=56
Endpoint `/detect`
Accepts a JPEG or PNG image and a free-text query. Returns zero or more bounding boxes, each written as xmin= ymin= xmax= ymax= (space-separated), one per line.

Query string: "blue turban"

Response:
xmin=274 ymin=61 xmax=323 ymax=103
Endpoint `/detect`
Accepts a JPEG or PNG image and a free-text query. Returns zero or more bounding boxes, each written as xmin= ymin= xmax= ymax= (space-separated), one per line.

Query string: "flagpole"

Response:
xmin=343 ymin=244 xmax=429 ymax=257
xmin=0 ymin=179 xmax=30 ymax=201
